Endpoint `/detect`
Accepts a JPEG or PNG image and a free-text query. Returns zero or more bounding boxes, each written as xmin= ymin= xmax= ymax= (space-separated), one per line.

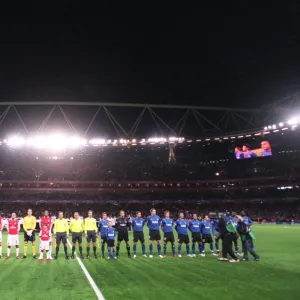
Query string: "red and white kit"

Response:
xmin=40 ymin=216 xmax=53 ymax=257
xmin=7 ymin=219 xmax=20 ymax=246
xmin=39 ymin=227 xmax=51 ymax=251
xmin=40 ymin=216 xmax=52 ymax=231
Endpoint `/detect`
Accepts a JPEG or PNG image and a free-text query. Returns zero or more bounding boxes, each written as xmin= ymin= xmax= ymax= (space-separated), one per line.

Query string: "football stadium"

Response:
xmin=0 ymin=101 xmax=299 ymax=300
xmin=2 ymin=5 xmax=300 ymax=300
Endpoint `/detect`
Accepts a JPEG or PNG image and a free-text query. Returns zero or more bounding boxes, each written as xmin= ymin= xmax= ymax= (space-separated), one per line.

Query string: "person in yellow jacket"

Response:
xmin=69 ymin=212 xmax=84 ymax=259
xmin=23 ymin=209 xmax=37 ymax=259
xmin=53 ymin=211 xmax=69 ymax=260
xmin=84 ymin=210 xmax=98 ymax=259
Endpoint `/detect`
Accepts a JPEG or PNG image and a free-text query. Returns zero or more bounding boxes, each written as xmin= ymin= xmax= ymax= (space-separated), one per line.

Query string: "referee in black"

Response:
xmin=54 ymin=211 xmax=69 ymax=260
xmin=115 ymin=210 xmax=131 ymax=258
xmin=69 ymin=212 xmax=84 ymax=259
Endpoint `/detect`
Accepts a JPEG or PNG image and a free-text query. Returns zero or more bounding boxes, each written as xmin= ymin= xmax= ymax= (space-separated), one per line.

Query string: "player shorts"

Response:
xmin=107 ymin=239 xmax=115 ymax=247
xmin=178 ymin=234 xmax=189 ymax=244
xmin=24 ymin=231 xmax=35 ymax=242
xmin=202 ymin=234 xmax=213 ymax=243
xmin=101 ymin=236 xmax=108 ymax=244
xmin=7 ymin=234 xmax=19 ymax=246
xmin=86 ymin=230 xmax=96 ymax=243
xmin=72 ymin=233 xmax=82 ymax=243
xmin=118 ymin=231 xmax=129 ymax=242
xmin=40 ymin=240 xmax=50 ymax=251
xmin=56 ymin=232 xmax=67 ymax=244
xmin=133 ymin=231 xmax=145 ymax=243
xmin=149 ymin=230 xmax=161 ymax=241
xmin=192 ymin=232 xmax=202 ymax=243
xmin=163 ymin=232 xmax=175 ymax=243
xmin=0 ymin=231 xmax=2 ymax=243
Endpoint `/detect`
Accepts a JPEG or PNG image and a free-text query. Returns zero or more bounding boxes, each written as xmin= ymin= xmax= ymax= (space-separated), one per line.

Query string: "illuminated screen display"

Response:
xmin=234 ymin=140 xmax=272 ymax=159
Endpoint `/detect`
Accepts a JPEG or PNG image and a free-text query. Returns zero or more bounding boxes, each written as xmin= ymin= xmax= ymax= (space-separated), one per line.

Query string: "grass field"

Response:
xmin=0 ymin=225 xmax=300 ymax=300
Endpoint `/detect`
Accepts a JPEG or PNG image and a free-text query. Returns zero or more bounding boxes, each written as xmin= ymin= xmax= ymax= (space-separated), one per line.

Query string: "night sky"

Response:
xmin=0 ymin=2 xmax=300 ymax=110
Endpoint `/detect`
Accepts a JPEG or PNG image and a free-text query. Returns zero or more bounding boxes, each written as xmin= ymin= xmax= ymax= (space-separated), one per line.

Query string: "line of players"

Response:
xmin=97 ymin=209 xmax=222 ymax=259
xmin=0 ymin=208 xmax=252 ymax=261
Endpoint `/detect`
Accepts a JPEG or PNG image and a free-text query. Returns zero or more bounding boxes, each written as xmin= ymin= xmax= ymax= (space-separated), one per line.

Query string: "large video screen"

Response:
xmin=234 ymin=140 xmax=272 ymax=159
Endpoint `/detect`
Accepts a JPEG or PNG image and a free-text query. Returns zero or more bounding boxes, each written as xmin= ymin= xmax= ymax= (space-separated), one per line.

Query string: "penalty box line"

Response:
xmin=67 ymin=239 xmax=105 ymax=300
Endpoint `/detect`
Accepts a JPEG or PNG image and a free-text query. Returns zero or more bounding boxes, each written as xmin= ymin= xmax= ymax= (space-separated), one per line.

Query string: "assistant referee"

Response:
xmin=84 ymin=210 xmax=98 ymax=259
xmin=69 ymin=212 xmax=84 ymax=259
xmin=54 ymin=211 xmax=69 ymax=260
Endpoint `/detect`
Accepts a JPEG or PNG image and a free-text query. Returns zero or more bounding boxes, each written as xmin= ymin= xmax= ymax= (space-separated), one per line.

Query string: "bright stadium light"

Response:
xmin=287 ymin=117 xmax=300 ymax=125
xmin=6 ymin=136 xmax=26 ymax=147
xmin=279 ymin=122 xmax=284 ymax=127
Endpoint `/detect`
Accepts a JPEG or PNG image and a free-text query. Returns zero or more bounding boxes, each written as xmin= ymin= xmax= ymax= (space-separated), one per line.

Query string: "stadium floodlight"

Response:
xmin=287 ymin=117 xmax=300 ymax=125
xmin=68 ymin=136 xmax=86 ymax=148
xmin=279 ymin=122 xmax=284 ymax=127
xmin=264 ymin=126 xmax=268 ymax=130
xmin=6 ymin=136 xmax=26 ymax=147
xmin=272 ymin=125 xmax=276 ymax=129
xmin=89 ymin=138 xmax=106 ymax=146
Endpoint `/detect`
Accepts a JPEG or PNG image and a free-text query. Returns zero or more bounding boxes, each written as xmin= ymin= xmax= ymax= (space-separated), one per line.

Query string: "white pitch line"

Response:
xmin=67 ymin=239 xmax=105 ymax=300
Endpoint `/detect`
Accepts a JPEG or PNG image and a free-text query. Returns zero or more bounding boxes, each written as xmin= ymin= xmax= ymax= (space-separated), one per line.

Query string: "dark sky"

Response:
xmin=1 ymin=2 xmax=300 ymax=109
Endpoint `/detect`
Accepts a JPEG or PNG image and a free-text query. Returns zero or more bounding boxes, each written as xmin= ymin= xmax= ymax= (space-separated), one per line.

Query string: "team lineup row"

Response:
xmin=0 ymin=208 xmax=260 ymax=262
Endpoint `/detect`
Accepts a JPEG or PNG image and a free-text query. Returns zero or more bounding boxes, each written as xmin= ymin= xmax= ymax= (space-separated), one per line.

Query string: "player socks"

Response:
xmin=39 ymin=250 xmax=44 ymax=259
xmin=157 ymin=244 xmax=161 ymax=255
xmin=149 ymin=244 xmax=153 ymax=255
xmin=126 ymin=246 xmax=130 ymax=256
xmin=198 ymin=244 xmax=202 ymax=254
xmin=24 ymin=243 xmax=28 ymax=256
xmin=32 ymin=242 xmax=36 ymax=256
xmin=101 ymin=245 xmax=105 ymax=257
xmin=142 ymin=244 xmax=146 ymax=255
xmin=72 ymin=246 xmax=75 ymax=255
xmin=49 ymin=242 xmax=52 ymax=257
xmin=200 ymin=244 xmax=204 ymax=253
xmin=116 ymin=246 xmax=120 ymax=257
xmin=16 ymin=246 xmax=19 ymax=257
xmin=79 ymin=246 xmax=83 ymax=256
xmin=186 ymin=244 xmax=190 ymax=255
xmin=215 ymin=242 xmax=219 ymax=251
xmin=235 ymin=246 xmax=239 ymax=253
xmin=133 ymin=244 xmax=137 ymax=255
xmin=93 ymin=246 xmax=96 ymax=255
xmin=87 ymin=246 xmax=90 ymax=256
xmin=178 ymin=245 xmax=182 ymax=255
xmin=192 ymin=243 xmax=196 ymax=254
xmin=209 ymin=243 xmax=214 ymax=252
xmin=171 ymin=244 xmax=175 ymax=256
xmin=108 ymin=247 xmax=111 ymax=258
xmin=0 ymin=245 xmax=2 ymax=256
xmin=64 ymin=246 xmax=68 ymax=255
xmin=163 ymin=245 xmax=167 ymax=255
xmin=7 ymin=246 xmax=11 ymax=256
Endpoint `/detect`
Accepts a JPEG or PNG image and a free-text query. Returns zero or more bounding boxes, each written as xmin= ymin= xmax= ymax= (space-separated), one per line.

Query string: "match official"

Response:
xmin=69 ymin=212 xmax=84 ymax=259
xmin=85 ymin=210 xmax=98 ymax=259
xmin=54 ymin=212 xmax=69 ymax=260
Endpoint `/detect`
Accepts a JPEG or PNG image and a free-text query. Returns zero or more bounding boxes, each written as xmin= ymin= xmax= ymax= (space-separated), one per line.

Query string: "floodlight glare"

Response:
xmin=7 ymin=136 xmax=26 ymax=147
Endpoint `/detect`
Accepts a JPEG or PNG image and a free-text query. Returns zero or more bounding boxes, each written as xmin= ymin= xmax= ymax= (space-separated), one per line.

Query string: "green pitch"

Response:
xmin=0 ymin=225 xmax=299 ymax=300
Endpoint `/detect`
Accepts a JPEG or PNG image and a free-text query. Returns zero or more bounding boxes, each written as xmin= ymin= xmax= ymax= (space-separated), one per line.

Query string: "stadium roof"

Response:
xmin=0 ymin=100 xmax=297 ymax=138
